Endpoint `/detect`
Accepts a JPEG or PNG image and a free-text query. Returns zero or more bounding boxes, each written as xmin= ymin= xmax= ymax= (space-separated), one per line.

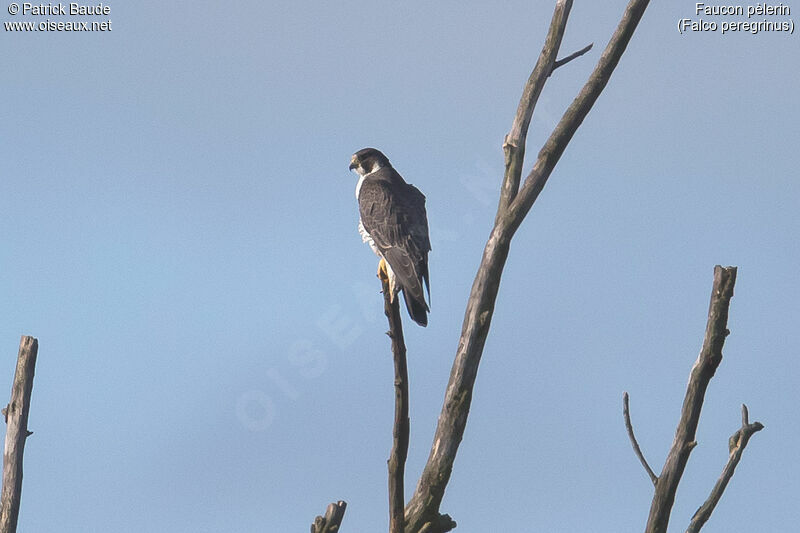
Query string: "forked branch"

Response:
xmin=506 ymin=0 xmax=652 ymax=232
xmin=405 ymin=1 xmax=651 ymax=531
xmin=685 ymin=405 xmax=764 ymax=533
xmin=644 ymin=266 xmax=738 ymax=533
xmin=499 ymin=0 xmax=574 ymax=215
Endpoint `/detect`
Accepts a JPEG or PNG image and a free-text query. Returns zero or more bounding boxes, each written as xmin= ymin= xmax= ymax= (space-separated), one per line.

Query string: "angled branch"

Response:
xmin=623 ymin=392 xmax=658 ymax=486
xmin=311 ymin=501 xmax=347 ymax=533
xmin=644 ymin=266 xmax=738 ymax=533
xmin=1 ymin=336 xmax=39 ymax=533
xmin=550 ymin=43 xmax=593 ymax=74
xmin=507 ymin=0 xmax=651 ymax=232
xmin=381 ymin=277 xmax=410 ymax=533
xmin=405 ymin=2 xmax=651 ymax=531
xmin=685 ymin=405 xmax=764 ymax=533
xmin=499 ymin=0 xmax=573 ymax=215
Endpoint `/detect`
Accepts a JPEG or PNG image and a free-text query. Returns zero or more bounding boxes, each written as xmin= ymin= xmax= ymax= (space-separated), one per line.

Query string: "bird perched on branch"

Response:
xmin=350 ymin=148 xmax=431 ymax=326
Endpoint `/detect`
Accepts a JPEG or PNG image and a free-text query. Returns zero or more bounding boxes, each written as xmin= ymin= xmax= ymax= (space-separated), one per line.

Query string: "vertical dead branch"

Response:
xmin=382 ymin=278 xmax=410 ymax=533
xmin=404 ymin=2 xmax=651 ymax=531
xmin=498 ymin=0 xmax=575 ymax=216
xmin=1 ymin=336 xmax=39 ymax=533
xmin=311 ymin=501 xmax=347 ymax=533
xmin=644 ymin=266 xmax=737 ymax=533
xmin=685 ymin=405 xmax=763 ymax=533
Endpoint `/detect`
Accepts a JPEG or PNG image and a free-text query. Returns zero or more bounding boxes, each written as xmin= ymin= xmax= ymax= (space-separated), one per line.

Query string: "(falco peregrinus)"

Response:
xmin=349 ymin=148 xmax=431 ymax=327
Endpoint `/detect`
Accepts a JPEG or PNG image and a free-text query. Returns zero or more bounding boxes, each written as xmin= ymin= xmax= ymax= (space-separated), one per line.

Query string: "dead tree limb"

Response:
xmin=404 ymin=1 xmax=651 ymax=531
xmin=644 ymin=266 xmax=738 ymax=533
xmin=381 ymin=277 xmax=410 ymax=533
xmin=497 ymin=0 xmax=574 ymax=217
xmin=0 ymin=336 xmax=39 ymax=533
xmin=685 ymin=404 xmax=763 ymax=533
xmin=623 ymin=392 xmax=658 ymax=486
xmin=311 ymin=271 xmax=410 ymax=533
xmin=551 ymin=43 xmax=594 ymax=74
xmin=311 ymin=501 xmax=347 ymax=533
xmin=505 ymin=0 xmax=651 ymax=232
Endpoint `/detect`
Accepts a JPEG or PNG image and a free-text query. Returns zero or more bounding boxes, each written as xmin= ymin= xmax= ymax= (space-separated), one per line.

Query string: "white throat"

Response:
xmin=355 ymin=174 xmax=365 ymax=200
xmin=354 ymin=166 xmax=382 ymax=199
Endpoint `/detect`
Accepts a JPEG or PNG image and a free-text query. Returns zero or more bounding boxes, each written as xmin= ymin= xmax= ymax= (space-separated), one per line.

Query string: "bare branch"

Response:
xmin=381 ymin=277 xmax=410 ymax=533
xmin=404 ymin=2 xmax=651 ymax=531
xmin=623 ymin=392 xmax=658 ymax=486
xmin=507 ymin=0 xmax=651 ymax=232
xmin=499 ymin=0 xmax=573 ymax=214
xmin=311 ymin=501 xmax=347 ymax=533
xmin=550 ymin=43 xmax=594 ymax=74
xmin=644 ymin=266 xmax=738 ymax=533
xmin=685 ymin=405 xmax=764 ymax=533
xmin=1 ymin=336 xmax=39 ymax=533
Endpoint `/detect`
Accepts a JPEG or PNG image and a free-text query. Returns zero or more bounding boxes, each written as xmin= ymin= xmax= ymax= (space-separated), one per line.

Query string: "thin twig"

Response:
xmin=685 ymin=405 xmax=764 ymax=533
xmin=644 ymin=266 xmax=738 ymax=533
xmin=0 ymin=336 xmax=39 ymax=533
xmin=550 ymin=43 xmax=594 ymax=74
xmin=623 ymin=392 xmax=658 ymax=486
xmin=381 ymin=277 xmax=410 ymax=533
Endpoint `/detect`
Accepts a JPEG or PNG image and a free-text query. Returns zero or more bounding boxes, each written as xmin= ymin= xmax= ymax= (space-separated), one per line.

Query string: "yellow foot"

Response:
xmin=377 ymin=258 xmax=396 ymax=302
xmin=378 ymin=258 xmax=389 ymax=283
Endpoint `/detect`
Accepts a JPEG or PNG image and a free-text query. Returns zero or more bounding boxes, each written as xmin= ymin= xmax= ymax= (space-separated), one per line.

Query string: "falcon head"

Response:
xmin=349 ymin=147 xmax=390 ymax=176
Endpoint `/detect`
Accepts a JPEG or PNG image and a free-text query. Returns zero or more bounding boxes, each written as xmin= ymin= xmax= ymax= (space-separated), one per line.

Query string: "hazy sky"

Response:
xmin=2 ymin=2 xmax=798 ymax=532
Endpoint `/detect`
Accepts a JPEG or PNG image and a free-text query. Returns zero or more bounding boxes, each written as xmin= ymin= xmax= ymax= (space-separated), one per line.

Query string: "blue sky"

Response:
xmin=2 ymin=1 xmax=798 ymax=532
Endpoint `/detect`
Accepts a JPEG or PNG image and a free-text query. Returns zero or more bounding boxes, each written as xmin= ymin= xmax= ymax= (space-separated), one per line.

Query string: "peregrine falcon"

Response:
xmin=350 ymin=148 xmax=431 ymax=326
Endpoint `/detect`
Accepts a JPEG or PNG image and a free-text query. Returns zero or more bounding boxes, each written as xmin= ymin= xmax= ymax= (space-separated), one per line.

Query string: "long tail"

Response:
xmin=383 ymin=248 xmax=429 ymax=327
xmin=402 ymin=288 xmax=428 ymax=327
